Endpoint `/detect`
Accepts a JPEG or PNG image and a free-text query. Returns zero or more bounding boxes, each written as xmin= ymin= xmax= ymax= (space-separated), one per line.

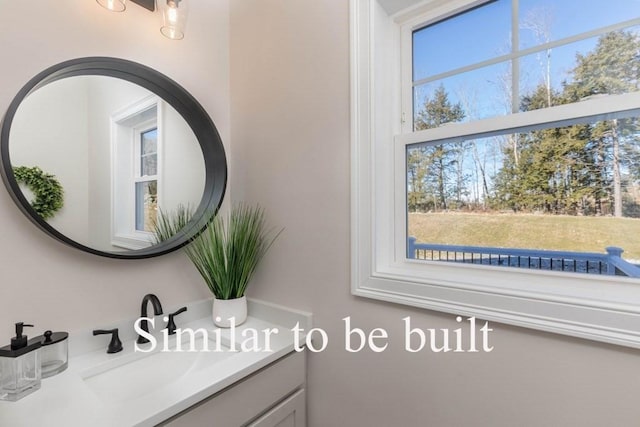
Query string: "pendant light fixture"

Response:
xmin=96 ymin=0 xmax=189 ymax=40
xmin=96 ymin=0 xmax=126 ymax=12
xmin=160 ymin=0 xmax=189 ymax=40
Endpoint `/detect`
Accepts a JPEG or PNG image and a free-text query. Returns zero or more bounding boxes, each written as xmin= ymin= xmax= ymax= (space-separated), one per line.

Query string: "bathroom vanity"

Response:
xmin=0 ymin=299 xmax=310 ymax=427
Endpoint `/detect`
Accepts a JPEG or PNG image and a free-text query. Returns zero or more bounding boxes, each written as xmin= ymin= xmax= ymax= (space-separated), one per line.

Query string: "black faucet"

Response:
xmin=93 ymin=328 xmax=123 ymax=354
xmin=137 ymin=294 xmax=163 ymax=344
xmin=166 ymin=307 xmax=188 ymax=335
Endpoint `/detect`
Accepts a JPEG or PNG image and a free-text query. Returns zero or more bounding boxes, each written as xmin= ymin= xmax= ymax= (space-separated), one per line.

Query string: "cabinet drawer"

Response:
xmin=164 ymin=351 xmax=305 ymax=427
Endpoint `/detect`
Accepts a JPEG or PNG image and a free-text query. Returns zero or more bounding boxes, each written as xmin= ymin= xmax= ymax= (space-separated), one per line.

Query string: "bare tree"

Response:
xmin=521 ymin=7 xmax=555 ymax=107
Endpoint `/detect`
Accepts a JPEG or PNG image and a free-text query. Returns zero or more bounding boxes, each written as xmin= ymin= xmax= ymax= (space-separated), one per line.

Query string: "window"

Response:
xmin=135 ymin=127 xmax=158 ymax=232
xmin=351 ymin=0 xmax=640 ymax=348
xmin=111 ymin=96 xmax=162 ymax=249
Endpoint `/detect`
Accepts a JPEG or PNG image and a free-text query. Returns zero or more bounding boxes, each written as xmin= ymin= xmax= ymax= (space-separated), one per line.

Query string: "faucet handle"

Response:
xmin=93 ymin=328 xmax=123 ymax=354
xmin=166 ymin=307 xmax=188 ymax=335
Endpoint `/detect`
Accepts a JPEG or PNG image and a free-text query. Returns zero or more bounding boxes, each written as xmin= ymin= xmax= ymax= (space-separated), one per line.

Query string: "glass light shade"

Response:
xmin=161 ymin=0 xmax=189 ymax=40
xmin=96 ymin=0 xmax=126 ymax=12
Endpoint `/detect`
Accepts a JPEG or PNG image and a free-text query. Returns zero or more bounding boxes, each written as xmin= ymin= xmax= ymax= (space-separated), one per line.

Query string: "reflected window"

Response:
xmin=111 ymin=96 xmax=162 ymax=249
xmin=135 ymin=128 xmax=158 ymax=232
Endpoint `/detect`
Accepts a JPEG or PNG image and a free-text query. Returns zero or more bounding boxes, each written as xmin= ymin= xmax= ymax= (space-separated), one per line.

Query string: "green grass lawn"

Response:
xmin=408 ymin=212 xmax=640 ymax=260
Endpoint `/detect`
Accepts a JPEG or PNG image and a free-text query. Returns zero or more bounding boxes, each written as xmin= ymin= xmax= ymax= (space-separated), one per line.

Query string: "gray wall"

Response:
xmin=229 ymin=1 xmax=640 ymax=426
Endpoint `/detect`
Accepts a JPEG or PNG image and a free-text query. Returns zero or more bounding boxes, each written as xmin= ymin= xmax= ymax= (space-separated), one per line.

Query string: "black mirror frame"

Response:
xmin=0 ymin=57 xmax=227 ymax=259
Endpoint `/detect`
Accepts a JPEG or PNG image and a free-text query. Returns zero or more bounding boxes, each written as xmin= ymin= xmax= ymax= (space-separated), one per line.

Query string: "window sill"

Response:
xmin=112 ymin=234 xmax=153 ymax=250
xmin=352 ymin=264 xmax=640 ymax=348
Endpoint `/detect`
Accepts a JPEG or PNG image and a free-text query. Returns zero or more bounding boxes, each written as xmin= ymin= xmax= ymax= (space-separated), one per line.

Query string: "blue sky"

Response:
xmin=412 ymin=0 xmax=640 ymax=120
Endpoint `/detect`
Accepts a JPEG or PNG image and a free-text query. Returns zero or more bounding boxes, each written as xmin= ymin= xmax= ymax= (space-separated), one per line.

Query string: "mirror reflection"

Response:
xmin=9 ymin=76 xmax=205 ymax=252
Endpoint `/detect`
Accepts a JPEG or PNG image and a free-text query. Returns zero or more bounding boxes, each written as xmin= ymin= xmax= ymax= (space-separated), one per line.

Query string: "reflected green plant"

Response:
xmin=13 ymin=166 xmax=64 ymax=220
xmin=152 ymin=204 xmax=194 ymax=243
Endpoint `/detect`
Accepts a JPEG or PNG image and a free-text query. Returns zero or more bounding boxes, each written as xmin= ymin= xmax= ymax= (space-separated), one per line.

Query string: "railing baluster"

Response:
xmin=406 ymin=237 xmax=639 ymax=277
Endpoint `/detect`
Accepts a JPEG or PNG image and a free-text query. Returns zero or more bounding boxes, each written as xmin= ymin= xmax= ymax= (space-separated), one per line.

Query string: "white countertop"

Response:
xmin=0 ymin=298 xmax=311 ymax=427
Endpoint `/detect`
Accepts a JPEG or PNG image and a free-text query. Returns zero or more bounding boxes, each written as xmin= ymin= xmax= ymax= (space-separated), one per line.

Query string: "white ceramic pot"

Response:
xmin=212 ymin=296 xmax=247 ymax=327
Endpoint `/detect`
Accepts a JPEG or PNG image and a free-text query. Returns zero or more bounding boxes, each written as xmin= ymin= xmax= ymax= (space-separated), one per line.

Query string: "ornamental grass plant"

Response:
xmin=154 ymin=204 xmax=281 ymax=300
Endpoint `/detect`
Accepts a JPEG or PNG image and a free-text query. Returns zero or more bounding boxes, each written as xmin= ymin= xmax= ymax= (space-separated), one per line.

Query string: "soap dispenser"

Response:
xmin=0 ymin=322 xmax=42 ymax=401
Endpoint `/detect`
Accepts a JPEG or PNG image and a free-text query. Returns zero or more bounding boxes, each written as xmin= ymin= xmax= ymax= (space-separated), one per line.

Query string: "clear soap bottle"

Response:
xmin=0 ymin=322 xmax=42 ymax=401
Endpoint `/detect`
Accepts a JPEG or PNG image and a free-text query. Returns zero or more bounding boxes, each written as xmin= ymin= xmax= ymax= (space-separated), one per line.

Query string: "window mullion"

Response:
xmin=401 ymin=18 xmax=414 ymax=133
xmin=400 ymin=91 xmax=640 ymax=147
xmin=511 ymin=0 xmax=519 ymax=114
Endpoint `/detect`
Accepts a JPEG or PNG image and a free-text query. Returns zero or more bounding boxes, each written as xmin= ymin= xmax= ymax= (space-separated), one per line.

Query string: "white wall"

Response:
xmin=9 ymin=77 xmax=90 ymax=244
xmin=229 ymin=1 xmax=640 ymax=426
xmin=0 ymin=0 xmax=229 ymax=340
xmin=162 ymin=102 xmax=205 ymax=214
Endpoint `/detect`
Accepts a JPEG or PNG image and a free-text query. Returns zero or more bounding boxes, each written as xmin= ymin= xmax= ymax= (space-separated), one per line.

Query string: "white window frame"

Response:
xmin=350 ymin=0 xmax=640 ymax=348
xmin=110 ymin=95 xmax=164 ymax=250
xmin=133 ymin=124 xmax=159 ymax=232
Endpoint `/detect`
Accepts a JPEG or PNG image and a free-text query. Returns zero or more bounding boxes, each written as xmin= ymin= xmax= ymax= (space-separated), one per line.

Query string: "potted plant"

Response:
xmin=154 ymin=204 xmax=281 ymax=327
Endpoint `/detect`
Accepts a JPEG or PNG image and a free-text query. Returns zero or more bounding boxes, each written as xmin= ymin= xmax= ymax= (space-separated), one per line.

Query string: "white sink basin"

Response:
xmin=81 ymin=336 xmax=235 ymax=404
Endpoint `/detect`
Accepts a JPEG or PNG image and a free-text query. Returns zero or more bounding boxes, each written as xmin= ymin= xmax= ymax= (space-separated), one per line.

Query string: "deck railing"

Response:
xmin=407 ymin=237 xmax=640 ymax=277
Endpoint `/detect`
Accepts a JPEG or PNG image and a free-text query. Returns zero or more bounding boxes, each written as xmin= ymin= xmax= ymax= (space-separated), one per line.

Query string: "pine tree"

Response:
xmin=493 ymin=84 xmax=596 ymax=214
xmin=411 ymin=85 xmax=465 ymax=211
xmin=493 ymin=30 xmax=640 ymax=217
xmin=566 ymin=30 xmax=640 ymax=217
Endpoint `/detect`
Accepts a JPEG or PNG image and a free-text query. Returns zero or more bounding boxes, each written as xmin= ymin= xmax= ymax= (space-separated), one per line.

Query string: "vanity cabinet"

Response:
xmin=162 ymin=350 xmax=306 ymax=427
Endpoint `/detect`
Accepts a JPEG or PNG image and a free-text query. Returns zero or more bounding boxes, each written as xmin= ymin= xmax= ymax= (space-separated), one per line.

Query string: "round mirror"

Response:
xmin=0 ymin=57 xmax=227 ymax=259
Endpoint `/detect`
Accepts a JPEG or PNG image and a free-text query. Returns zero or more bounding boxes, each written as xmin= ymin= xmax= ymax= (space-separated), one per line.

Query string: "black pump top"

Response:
xmin=11 ymin=322 xmax=33 ymax=350
xmin=0 ymin=322 xmax=41 ymax=358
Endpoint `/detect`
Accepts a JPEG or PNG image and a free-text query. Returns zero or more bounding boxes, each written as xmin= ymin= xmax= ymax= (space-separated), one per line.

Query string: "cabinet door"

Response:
xmin=248 ymin=389 xmax=306 ymax=427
